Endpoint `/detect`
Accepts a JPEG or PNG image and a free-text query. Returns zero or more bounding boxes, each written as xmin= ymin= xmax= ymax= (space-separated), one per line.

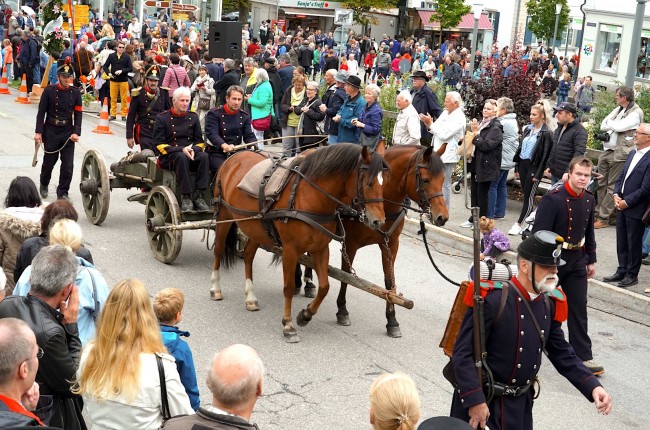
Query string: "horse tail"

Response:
xmin=270 ymin=252 xmax=283 ymax=267
xmin=221 ymin=223 xmax=239 ymax=269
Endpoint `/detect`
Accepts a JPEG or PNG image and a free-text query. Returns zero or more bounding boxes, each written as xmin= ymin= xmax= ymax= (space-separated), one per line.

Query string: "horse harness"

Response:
xmin=214 ymin=154 xmax=376 ymax=247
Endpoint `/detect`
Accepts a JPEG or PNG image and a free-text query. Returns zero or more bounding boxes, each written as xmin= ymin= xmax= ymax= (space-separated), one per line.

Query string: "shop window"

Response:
xmin=594 ymin=24 xmax=622 ymax=73
xmin=635 ymin=31 xmax=650 ymax=79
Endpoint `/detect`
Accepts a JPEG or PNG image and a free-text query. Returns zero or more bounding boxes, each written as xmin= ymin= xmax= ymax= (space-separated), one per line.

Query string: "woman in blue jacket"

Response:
xmin=351 ymin=83 xmax=383 ymax=149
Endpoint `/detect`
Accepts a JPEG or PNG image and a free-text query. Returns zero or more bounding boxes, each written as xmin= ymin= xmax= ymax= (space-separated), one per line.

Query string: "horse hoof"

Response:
xmin=296 ymin=309 xmax=312 ymax=327
xmin=336 ymin=314 xmax=351 ymax=326
xmin=245 ymin=301 xmax=259 ymax=311
xmin=304 ymin=285 xmax=316 ymax=298
xmin=386 ymin=325 xmax=402 ymax=338
xmin=284 ymin=328 xmax=300 ymax=343
xmin=210 ymin=290 xmax=223 ymax=301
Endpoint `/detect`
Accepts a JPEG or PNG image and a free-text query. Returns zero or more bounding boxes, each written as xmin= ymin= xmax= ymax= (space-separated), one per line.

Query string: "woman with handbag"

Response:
xmin=296 ymin=80 xmax=325 ymax=151
xmin=247 ymin=68 xmax=274 ymax=150
xmin=73 ymin=279 xmax=193 ymax=429
xmin=351 ymin=84 xmax=383 ymax=149
xmin=190 ymin=64 xmax=215 ymax=135
xmin=280 ymin=75 xmax=306 ymax=157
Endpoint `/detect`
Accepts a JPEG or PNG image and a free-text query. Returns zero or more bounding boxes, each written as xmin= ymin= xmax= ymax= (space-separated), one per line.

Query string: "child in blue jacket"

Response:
xmin=154 ymin=288 xmax=200 ymax=410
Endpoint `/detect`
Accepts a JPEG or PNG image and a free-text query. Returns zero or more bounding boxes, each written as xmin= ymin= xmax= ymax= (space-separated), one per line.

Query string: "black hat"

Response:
xmin=553 ymin=102 xmax=577 ymax=116
xmin=517 ymin=230 xmax=566 ymax=266
xmin=345 ymin=75 xmax=362 ymax=88
xmin=412 ymin=70 xmax=429 ymax=82
xmin=264 ymin=56 xmax=276 ymax=65
xmin=57 ymin=57 xmax=75 ymax=78
xmin=143 ymin=65 xmax=161 ymax=81
xmin=417 ymin=416 xmax=473 ymax=430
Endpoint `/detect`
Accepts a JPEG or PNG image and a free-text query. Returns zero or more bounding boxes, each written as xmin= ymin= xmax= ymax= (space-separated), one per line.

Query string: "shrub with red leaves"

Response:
xmin=459 ymin=55 xmax=541 ymax=130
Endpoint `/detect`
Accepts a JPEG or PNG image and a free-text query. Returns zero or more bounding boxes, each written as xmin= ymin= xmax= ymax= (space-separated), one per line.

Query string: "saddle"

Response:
xmin=237 ymin=156 xmax=302 ymax=200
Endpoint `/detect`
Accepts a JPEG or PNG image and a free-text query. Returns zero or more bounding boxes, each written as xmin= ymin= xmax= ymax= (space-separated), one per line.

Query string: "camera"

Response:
xmin=594 ymin=130 xmax=613 ymax=142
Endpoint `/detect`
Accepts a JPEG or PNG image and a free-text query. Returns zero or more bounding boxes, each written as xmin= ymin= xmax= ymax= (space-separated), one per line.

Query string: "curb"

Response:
xmin=402 ymin=216 xmax=650 ymax=322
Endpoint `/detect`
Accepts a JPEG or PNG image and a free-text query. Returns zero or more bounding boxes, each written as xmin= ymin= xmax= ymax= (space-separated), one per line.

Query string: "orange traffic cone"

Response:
xmin=92 ymin=97 xmax=113 ymax=134
xmin=15 ymin=74 xmax=29 ymax=104
xmin=0 ymin=67 xmax=10 ymax=95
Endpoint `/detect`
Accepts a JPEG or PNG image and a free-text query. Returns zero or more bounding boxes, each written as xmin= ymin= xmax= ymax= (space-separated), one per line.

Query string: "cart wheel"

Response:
xmin=145 ymin=186 xmax=183 ymax=264
xmin=79 ymin=149 xmax=111 ymax=225
xmin=452 ymin=181 xmax=462 ymax=194
xmin=235 ymin=228 xmax=248 ymax=259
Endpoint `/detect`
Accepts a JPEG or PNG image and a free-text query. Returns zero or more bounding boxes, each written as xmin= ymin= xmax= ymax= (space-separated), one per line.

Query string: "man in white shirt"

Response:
xmin=392 ymin=90 xmax=420 ymax=145
xmin=420 ymin=91 xmax=466 ymax=208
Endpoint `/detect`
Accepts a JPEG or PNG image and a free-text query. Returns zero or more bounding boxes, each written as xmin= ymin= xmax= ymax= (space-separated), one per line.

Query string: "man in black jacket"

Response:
xmin=213 ymin=59 xmax=239 ymax=107
xmin=0 ymin=246 xmax=84 ymax=430
xmin=298 ymin=40 xmax=314 ymax=77
xmin=546 ymin=102 xmax=588 ymax=183
xmin=319 ymin=69 xmax=347 ymax=144
xmin=103 ymin=40 xmax=133 ymax=120
xmin=410 ymin=70 xmax=442 ymax=146
xmin=17 ymin=30 xmax=38 ymax=92
xmin=264 ymin=57 xmax=283 ymax=140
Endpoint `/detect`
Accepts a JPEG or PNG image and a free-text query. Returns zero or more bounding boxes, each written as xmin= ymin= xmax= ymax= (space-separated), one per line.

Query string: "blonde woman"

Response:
xmin=73 ymin=279 xmax=193 ymax=428
xmin=369 ymin=373 xmax=421 ymax=430
xmin=14 ymin=219 xmax=109 ymax=346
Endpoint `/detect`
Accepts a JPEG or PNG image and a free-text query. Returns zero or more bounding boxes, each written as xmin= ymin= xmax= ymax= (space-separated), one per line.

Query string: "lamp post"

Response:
xmin=552 ymin=3 xmax=562 ymax=53
xmin=564 ymin=17 xmax=573 ymax=58
xmin=469 ymin=2 xmax=484 ymax=78
xmin=626 ymin=0 xmax=646 ymax=86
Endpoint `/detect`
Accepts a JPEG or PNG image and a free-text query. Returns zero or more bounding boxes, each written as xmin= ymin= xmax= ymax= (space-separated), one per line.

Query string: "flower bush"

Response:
xmin=42 ymin=0 xmax=65 ymax=56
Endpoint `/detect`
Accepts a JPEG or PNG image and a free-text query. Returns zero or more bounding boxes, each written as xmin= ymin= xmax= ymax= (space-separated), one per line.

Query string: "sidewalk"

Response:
xmin=401 ymin=181 xmax=650 ymax=326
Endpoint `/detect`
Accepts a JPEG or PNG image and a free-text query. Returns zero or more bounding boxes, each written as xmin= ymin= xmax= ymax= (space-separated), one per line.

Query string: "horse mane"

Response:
xmin=299 ymin=143 xmax=388 ymax=181
xmin=395 ymin=144 xmax=444 ymax=176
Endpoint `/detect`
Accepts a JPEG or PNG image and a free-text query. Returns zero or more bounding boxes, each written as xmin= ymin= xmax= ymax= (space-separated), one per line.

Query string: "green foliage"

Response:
xmin=430 ymin=0 xmax=471 ymax=45
xmin=343 ymin=0 xmax=398 ymax=27
xmin=526 ymin=0 xmax=570 ymax=45
xmin=42 ymin=0 xmax=65 ymax=56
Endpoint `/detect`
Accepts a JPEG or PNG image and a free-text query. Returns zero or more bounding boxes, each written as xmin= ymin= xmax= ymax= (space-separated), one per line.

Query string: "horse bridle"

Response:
xmin=352 ymin=157 xmax=388 ymax=223
xmin=408 ymin=148 xmax=444 ymax=217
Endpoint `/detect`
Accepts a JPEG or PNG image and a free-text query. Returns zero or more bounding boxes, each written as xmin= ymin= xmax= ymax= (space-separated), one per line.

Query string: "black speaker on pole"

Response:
xmin=208 ymin=21 xmax=242 ymax=60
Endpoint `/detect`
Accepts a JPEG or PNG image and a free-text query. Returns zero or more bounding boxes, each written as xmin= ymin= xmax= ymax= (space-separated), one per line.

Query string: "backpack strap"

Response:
xmin=156 ymin=354 xmax=171 ymax=421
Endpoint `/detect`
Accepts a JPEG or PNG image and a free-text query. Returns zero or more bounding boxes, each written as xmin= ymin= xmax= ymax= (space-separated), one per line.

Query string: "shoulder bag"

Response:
xmin=156 ymin=354 xmax=172 ymax=422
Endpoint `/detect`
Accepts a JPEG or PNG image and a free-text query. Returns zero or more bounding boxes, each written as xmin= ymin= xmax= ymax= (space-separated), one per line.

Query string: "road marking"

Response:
xmin=0 ymin=111 xmax=13 ymax=118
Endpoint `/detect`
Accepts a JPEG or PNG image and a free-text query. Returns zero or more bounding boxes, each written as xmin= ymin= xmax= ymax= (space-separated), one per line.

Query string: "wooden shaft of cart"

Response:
xmin=261 ymin=245 xmax=414 ymax=309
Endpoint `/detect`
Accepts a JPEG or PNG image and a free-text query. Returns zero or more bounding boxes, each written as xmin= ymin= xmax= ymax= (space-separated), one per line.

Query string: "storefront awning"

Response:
xmin=281 ymin=7 xmax=335 ymax=18
xmin=418 ymin=10 xmax=493 ymax=31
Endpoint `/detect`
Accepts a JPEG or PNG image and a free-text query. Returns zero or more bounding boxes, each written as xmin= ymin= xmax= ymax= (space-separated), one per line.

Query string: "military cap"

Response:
xmin=517 ymin=230 xmax=566 ymax=266
xmin=57 ymin=56 xmax=75 ymax=78
xmin=144 ymin=65 xmax=161 ymax=81
xmin=417 ymin=416 xmax=473 ymax=430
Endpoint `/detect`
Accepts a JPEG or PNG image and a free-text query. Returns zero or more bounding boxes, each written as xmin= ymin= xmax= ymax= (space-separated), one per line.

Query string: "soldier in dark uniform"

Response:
xmin=152 ymin=86 xmax=211 ymax=213
xmin=450 ymin=231 xmax=612 ymax=430
xmin=34 ymin=57 xmax=82 ymax=200
xmin=532 ymin=156 xmax=603 ymax=375
xmin=204 ymin=85 xmax=257 ymax=173
xmin=126 ymin=65 xmax=171 ymax=151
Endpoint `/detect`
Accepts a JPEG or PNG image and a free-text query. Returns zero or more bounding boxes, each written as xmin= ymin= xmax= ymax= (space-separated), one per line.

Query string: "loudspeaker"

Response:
xmin=208 ymin=21 xmax=242 ymax=60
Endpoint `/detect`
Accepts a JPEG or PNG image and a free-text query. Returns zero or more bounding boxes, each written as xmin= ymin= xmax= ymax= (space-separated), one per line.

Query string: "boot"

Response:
xmin=193 ymin=191 xmax=211 ymax=213
xmin=181 ymin=194 xmax=193 ymax=213
xmin=39 ymin=184 xmax=48 ymax=199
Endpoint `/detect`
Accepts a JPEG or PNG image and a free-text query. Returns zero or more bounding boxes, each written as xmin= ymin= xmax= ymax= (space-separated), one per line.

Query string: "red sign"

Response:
xmin=172 ymin=4 xmax=198 ymax=11
xmin=144 ymin=0 xmax=170 ymax=7
xmin=273 ymin=19 xmax=286 ymax=33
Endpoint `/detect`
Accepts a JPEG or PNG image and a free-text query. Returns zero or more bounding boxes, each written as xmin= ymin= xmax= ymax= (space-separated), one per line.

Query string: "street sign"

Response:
xmin=144 ymin=0 xmax=170 ymax=7
xmin=334 ymin=9 xmax=353 ymax=26
xmin=172 ymin=4 xmax=198 ymax=12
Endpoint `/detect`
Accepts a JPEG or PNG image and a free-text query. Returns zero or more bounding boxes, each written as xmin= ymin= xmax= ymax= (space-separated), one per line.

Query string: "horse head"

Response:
xmin=353 ymin=145 xmax=389 ymax=230
xmin=409 ymin=146 xmax=449 ymax=226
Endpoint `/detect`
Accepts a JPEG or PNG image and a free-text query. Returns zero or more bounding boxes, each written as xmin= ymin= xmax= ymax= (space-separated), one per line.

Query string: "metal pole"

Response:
xmin=552 ymin=12 xmax=560 ymax=53
xmin=469 ymin=17 xmax=479 ymax=77
xmin=564 ymin=19 xmax=572 ymax=58
xmin=626 ymin=0 xmax=646 ymax=87
xmin=512 ymin=0 xmax=522 ymax=48
xmin=574 ymin=0 xmax=588 ymax=79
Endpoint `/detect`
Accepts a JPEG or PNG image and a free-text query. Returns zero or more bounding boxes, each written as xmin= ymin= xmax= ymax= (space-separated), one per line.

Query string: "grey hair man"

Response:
xmin=214 ymin=58 xmax=241 ymax=106
xmin=393 ymin=90 xmax=421 ymax=145
xmin=0 ymin=245 xmax=82 ymax=429
xmin=161 ymin=344 xmax=264 ymax=430
xmin=0 ymin=318 xmax=43 ymax=426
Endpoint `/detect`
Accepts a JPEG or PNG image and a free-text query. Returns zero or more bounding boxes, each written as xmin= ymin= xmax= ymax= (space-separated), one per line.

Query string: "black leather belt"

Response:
xmin=46 ymin=118 xmax=71 ymax=126
xmin=491 ymin=381 xmax=534 ymax=397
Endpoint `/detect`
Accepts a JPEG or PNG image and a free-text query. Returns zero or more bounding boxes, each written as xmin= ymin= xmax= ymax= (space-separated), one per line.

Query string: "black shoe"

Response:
xmin=603 ymin=273 xmax=625 ymax=283
xmin=121 ymin=117 xmax=127 ymax=121
xmin=193 ymin=198 xmax=211 ymax=212
xmin=109 ymin=116 xmax=117 ymax=121
xmin=618 ymin=276 xmax=638 ymax=288
xmin=39 ymin=184 xmax=48 ymax=199
xmin=58 ymin=194 xmax=69 ymax=200
xmin=642 ymin=256 xmax=650 ymax=265
xmin=642 ymin=253 xmax=648 ymax=260
xmin=181 ymin=197 xmax=193 ymax=213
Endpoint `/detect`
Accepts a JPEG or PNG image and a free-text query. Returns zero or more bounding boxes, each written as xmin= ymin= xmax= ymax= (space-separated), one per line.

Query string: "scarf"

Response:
xmin=291 ymin=86 xmax=305 ymax=106
xmin=477 ymin=116 xmax=494 ymax=133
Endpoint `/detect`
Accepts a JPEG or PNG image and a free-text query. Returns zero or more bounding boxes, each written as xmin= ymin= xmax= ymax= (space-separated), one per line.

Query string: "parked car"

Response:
xmin=221 ymin=11 xmax=239 ymax=21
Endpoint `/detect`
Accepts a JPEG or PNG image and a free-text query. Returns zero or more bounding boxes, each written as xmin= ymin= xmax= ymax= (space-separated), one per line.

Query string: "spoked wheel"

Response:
xmin=145 ymin=186 xmax=183 ymax=263
xmin=79 ymin=149 xmax=111 ymax=225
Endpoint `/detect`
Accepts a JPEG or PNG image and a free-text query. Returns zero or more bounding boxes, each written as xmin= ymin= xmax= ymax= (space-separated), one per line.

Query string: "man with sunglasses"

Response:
xmin=0 ymin=318 xmax=44 ymax=426
xmin=0 ymin=246 xmax=84 ymax=429
xmin=103 ymin=41 xmax=133 ymax=121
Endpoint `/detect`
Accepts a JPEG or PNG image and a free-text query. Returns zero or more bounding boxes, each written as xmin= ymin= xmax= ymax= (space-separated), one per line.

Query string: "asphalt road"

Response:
xmin=0 ymin=93 xmax=649 ymax=429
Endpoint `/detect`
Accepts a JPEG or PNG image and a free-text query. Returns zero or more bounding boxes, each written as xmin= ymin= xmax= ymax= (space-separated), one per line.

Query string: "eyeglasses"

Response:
xmin=117 ymin=46 xmax=125 ymax=49
xmin=24 ymin=347 xmax=44 ymax=364
xmin=634 ymin=131 xmax=650 ymax=136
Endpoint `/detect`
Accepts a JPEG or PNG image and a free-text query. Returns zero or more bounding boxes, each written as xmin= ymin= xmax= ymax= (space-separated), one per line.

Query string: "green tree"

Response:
xmin=222 ymin=0 xmax=251 ymax=23
xmin=526 ymin=0 xmax=570 ymax=46
xmin=430 ymin=0 xmax=471 ymax=45
xmin=342 ymin=0 xmax=399 ymax=35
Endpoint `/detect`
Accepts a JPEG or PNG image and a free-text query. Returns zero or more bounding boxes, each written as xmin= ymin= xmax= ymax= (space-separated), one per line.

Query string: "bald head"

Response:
xmin=0 ymin=318 xmax=38 ymax=390
xmin=206 ymin=344 xmax=263 ymax=419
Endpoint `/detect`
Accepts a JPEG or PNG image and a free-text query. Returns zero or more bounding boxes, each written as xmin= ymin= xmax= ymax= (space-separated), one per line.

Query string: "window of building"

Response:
xmin=635 ymin=30 xmax=650 ymax=79
xmin=594 ymin=24 xmax=622 ymax=73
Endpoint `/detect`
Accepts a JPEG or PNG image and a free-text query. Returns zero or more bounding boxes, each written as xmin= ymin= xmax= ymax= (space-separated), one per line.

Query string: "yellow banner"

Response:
xmin=62 ymin=5 xmax=90 ymax=32
xmin=171 ymin=11 xmax=189 ymax=21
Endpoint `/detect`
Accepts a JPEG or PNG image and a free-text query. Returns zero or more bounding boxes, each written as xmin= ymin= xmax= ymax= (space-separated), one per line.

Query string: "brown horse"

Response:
xmin=210 ymin=143 xmax=389 ymax=342
xmin=335 ymin=144 xmax=449 ymax=337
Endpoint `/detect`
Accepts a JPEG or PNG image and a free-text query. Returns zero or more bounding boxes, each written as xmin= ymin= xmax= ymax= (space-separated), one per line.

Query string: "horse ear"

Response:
xmin=423 ymin=145 xmax=433 ymax=162
xmin=435 ymin=142 xmax=447 ymax=157
xmin=361 ymin=145 xmax=372 ymax=163
xmin=375 ymin=139 xmax=386 ymax=156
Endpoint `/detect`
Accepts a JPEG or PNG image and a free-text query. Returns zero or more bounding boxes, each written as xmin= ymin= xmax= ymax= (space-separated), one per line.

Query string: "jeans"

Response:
xmin=33 ymin=65 xmax=41 ymax=86
xmin=442 ymin=163 xmax=454 ymax=210
xmin=487 ymin=169 xmax=509 ymax=218
xmin=556 ymin=94 xmax=568 ymax=105
xmin=327 ymin=134 xmax=339 ymax=145
xmin=253 ymin=129 xmax=265 ymax=150
xmin=282 ymin=125 xmax=298 ymax=156
xmin=643 ymin=227 xmax=650 ymax=255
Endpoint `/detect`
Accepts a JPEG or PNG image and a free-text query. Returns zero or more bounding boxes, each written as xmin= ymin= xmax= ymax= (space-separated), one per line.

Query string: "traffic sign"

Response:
xmin=172 ymin=4 xmax=198 ymax=12
xmin=144 ymin=0 xmax=170 ymax=7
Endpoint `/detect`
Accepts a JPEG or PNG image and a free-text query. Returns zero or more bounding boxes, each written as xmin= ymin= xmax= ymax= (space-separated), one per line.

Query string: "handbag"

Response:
xmin=252 ymin=114 xmax=272 ymax=131
xmin=359 ymin=132 xmax=381 ymax=150
xmin=197 ymin=96 xmax=211 ymax=111
xmin=156 ymin=354 xmax=172 ymax=422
